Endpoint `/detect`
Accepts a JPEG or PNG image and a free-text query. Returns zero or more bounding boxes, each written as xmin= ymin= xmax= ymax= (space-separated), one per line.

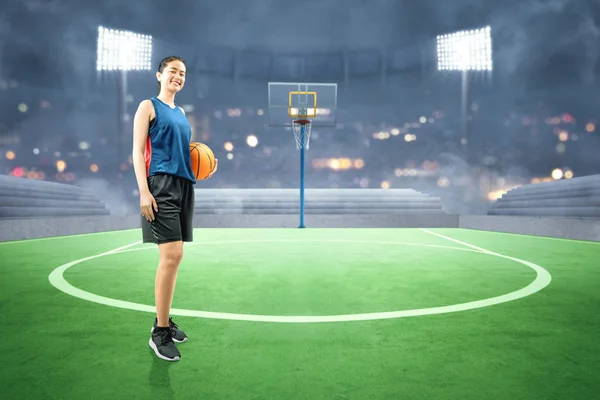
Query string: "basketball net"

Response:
xmin=292 ymin=106 xmax=312 ymax=150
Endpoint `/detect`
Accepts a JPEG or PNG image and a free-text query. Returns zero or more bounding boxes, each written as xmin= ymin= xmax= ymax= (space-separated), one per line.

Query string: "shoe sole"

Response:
xmin=148 ymin=338 xmax=181 ymax=362
xmin=151 ymin=327 xmax=188 ymax=343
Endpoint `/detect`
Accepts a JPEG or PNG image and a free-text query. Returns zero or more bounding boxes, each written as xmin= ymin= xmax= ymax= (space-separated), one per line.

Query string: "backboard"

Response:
xmin=268 ymin=82 xmax=337 ymax=127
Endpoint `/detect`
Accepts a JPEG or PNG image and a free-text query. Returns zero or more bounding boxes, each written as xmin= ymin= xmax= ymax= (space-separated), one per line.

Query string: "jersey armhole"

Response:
xmin=148 ymin=98 xmax=158 ymax=130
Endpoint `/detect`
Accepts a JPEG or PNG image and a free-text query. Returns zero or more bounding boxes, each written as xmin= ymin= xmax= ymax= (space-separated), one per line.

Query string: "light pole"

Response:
xmin=96 ymin=26 xmax=153 ymax=161
xmin=436 ymin=26 xmax=493 ymax=162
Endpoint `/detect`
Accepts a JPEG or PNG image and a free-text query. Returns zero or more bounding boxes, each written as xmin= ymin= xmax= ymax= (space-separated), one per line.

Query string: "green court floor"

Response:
xmin=1 ymin=228 xmax=599 ymax=399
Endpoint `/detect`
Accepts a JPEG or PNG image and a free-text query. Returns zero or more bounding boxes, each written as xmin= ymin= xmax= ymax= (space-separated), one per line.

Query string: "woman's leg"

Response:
xmin=155 ymin=240 xmax=183 ymax=327
xmin=148 ymin=240 xmax=184 ymax=361
xmin=144 ymin=175 xmax=188 ymax=361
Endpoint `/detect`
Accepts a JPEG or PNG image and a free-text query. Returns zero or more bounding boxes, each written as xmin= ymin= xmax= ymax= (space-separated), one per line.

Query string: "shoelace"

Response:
xmin=168 ymin=318 xmax=179 ymax=332
xmin=157 ymin=328 xmax=173 ymax=346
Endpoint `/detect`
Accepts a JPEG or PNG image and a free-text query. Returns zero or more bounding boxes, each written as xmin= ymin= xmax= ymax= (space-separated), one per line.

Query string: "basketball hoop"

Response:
xmin=292 ymin=119 xmax=312 ymax=150
xmin=267 ymin=82 xmax=338 ymax=229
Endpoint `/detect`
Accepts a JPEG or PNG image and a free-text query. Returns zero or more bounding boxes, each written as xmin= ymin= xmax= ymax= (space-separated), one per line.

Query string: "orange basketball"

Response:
xmin=190 ymin=142 xmax=215 ymax=180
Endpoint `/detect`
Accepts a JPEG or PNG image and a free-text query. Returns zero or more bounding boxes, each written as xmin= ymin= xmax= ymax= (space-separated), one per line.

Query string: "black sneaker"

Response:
xmin=152 ymin=317 xmax=188 ymax=343
xmin=149 ymin=326 xmax=181 ymax=361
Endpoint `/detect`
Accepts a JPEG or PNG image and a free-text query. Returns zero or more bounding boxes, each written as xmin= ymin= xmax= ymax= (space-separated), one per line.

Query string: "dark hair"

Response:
xmin=157 ymin=56 xmax=186 ymax=94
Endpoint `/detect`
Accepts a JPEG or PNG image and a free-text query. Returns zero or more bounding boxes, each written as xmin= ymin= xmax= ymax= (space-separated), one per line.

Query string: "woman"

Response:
xmin=132 ymin=55 xmax=217 ymax=361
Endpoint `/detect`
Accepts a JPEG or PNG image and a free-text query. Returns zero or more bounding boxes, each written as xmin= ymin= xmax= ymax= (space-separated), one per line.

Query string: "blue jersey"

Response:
xmin=144 ymin=97 xmax=196 ymax=183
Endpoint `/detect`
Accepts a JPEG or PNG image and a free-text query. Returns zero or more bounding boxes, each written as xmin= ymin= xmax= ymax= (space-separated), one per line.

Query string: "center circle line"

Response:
xmin=48 ymin=239 xmax=552 ymax=323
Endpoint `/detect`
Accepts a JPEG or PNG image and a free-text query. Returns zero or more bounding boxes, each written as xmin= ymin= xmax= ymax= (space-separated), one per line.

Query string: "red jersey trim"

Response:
xmin=144 ymin=135 xmax=152 ymax=177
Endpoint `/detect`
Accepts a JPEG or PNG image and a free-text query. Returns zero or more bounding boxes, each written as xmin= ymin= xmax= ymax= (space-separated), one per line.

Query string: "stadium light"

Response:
xmin=96 ymin=25 xmax=153 ymax=160
xmin=97 ymin=26 xmax=152 ymax=71
xmin=436 ymin=26 xmax=493 ymax=162
xmin=436 ymin=27 xmax=492 ymax=72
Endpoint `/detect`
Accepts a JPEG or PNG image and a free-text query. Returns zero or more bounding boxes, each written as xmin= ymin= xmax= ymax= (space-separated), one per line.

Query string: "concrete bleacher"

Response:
xmin=1 ymin=173 xmax=599 ymax=241
xmin=190 ymin=187 xmax=457 ymax=228
xmin=193 ymin=188 xmax=446 ymax=214
xmin=488 ymin=174 xmax=600 ymax=218
xmin=0 ymin=174 xmax=110 ymax=219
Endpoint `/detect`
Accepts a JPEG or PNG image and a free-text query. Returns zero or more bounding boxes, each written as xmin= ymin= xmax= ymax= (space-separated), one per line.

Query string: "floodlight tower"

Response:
xmin=436 ymin=26 xmax=492 ymax=161
xmin=96 ymin=26 xmax=153 ymax=161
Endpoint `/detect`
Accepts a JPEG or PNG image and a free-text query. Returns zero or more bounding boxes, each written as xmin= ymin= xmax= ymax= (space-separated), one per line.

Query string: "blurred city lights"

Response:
xmin=312 ymin=158 xmax=365 ymax=170
xmin=488 ymin=191 xmax=504 ymax=201
xmin=558 ymin=131 xmax=569 ymax=142
xmin=56 ymin=160 xmax=67 ymax=172
xmin=551 ymin=168 xmax=563 ymax=180
xmin=227 ymin=108 xmax=242 ymax=117
xmin=11 ymin=167 xmax=24 ymax=177
xmin=586 ymin=123 xmax=595 ymax=132
xmin=373 ymin=131 xmax=390 ymax=140
xmin=437 ymin=177 xmax=450 ymax=187
xmin=246 ymin=135 xmax=258 ymax=147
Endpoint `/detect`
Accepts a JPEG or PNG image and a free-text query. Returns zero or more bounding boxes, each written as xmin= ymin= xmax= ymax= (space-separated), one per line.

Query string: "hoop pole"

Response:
xmin=299 ymin=124 xmax=306 ymax=228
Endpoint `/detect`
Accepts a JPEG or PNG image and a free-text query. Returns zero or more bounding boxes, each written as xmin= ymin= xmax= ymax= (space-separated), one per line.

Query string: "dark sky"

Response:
xmin=0 ymin=0 xmax=598 ymax=88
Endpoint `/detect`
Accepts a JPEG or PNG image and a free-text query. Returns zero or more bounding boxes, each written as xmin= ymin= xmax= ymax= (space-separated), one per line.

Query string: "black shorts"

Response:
xmin=141 ymin=174 xmax=195 ymax=244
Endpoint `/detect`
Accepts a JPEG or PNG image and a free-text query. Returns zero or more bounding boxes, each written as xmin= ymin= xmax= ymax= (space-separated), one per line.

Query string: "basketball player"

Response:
xmin=132 ymin=55 xmax=217 ymax=361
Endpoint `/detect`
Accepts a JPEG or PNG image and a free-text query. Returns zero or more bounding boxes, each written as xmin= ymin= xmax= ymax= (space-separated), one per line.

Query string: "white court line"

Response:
xmin=49 ymin=238 xmax=553 ymax=323
xmin=457 ymin=228 xmax=600 ymax=245
xmin=419 ymin=228 xmax=552 ymax=297
xmin=420 ymin=229 xmax=500 ymax=255
xmin=48 ymin=240 xmax=142 ymax=306
xmin=112 ymin=239 xmax=492 ymax=255
xmin=4 ymin=226 xmax=597 ymax=246
xmin=0 ymin=229 xmax=139 ymax=245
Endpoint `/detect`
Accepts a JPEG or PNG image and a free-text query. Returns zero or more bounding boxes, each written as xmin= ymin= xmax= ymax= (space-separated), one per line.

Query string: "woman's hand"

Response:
xmin=140 ymin=189 xmax=158 ymax=221
xmin=207 ymin=159 xmax=218 ymax=179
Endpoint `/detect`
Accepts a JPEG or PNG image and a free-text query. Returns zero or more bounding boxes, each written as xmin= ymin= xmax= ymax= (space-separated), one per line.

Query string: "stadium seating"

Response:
xmin=0 ymin=174 xmax=110 ymax=219
xmin=2 ymin=174 xmax=599 ymax=241
xmin=488 ymin=174 xmax=600 ymax=218
xmin=193 ymin=188 xmax=446 ymax=214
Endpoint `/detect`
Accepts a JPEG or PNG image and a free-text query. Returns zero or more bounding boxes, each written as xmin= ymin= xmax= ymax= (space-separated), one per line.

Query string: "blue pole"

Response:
xmin=299 ymin=125 xmax=305 ymax=228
